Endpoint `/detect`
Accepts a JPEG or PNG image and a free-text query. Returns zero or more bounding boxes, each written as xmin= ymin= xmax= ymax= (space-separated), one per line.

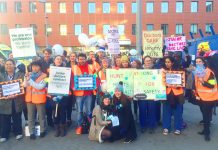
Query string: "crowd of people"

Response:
xmin=0 ymin=46 xmax=217 ymax=144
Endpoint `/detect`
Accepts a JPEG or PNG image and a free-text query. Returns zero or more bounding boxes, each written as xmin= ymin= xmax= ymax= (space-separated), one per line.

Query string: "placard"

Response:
xmin=165 ymin=36 xmax=186 ymax=51
xmin=48 ymin=66 xmax=71 ymax=95
xmin=74 ymin=74 xmax=96 ymax=90
xmin=107 ymin=26 xmax=120 ymax=54
xmin=0 ymin=79 xmax=24 ymax=99
xmin=9 ymin=28 xmax=36 ymax=59
xmin=163 ymin=71 xmax=185 ymax=87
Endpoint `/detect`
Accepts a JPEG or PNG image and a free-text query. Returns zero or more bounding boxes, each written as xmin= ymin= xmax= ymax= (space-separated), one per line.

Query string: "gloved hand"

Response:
xmin=52 ymin=96 xmax=62 ymax=103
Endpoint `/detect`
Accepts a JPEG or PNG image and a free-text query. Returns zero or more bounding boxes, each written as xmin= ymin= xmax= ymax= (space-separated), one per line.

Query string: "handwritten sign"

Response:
xmin=165 ymin=36 xmax=186 ymax=51
xmin=143 ymin=30 xmax=163 ymax=58
xmin=9 ymin=28 xmax=36 ymax=59
xmin=163 ymin=71 xmax=185 ymax=87
xmin=107 ymin=27 xmax=120 ymax=54
xmin=48 ymin=66 xmax=71 ymax=95
xmin=0 ymin=79 xmax=24 ymax=99
xmin=74 ymin=75 xmax=96 ymax=90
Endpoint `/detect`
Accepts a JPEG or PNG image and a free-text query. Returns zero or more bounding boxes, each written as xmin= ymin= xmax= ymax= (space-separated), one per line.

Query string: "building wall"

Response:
xmin=0 ymin=0 xmax=218 ymax=48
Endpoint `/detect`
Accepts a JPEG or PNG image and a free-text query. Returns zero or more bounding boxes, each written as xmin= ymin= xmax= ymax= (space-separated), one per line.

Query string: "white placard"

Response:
xmin=166 ymin=73 xmax=182 ymax=85
xmin=107 ymin=27 xmax=120 ymax=54
xmin=107 ymin=115 xmax=119 ymax=127
xmin=9 ymin=28 xmax=36 ymax=58
xmin=2 ymin=82 xmax=20 ymax=96
xmin=48 ymin=66 xmax=71 ymax=95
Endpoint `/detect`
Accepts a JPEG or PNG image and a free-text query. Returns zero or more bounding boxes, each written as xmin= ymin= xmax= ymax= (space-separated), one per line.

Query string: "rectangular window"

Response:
xmin=103 ymin=2 xmax=110 ymax=13
xmin=59 ymin=2 xmax=66 ymax=13
xmin=29 ymin=2 xmax=37 ymax=13
xmin=206 ymin=23 xmax=213 ymax=34
xmin=132 ymin=24 xmax=136 ymax=35
xmin=206 ymin=1 xmax=213 ymax=12
xmin=191 ymin=1 xmax=198 ymax=13
xmin=132 ymin=2 xmax=137 ymax=14
xmin=74 ymin=24 xmax=82 ymax=35
xmin=0 ymin=1 xmax=7 ymax=13
xmin=45 ymin=24 xmax=52 ymax=36
xmin=146 ymin=24 xmax=154 ymax=31
xmin=15 ymin=24 xmax=22 ymax=28
xmin=89 ymin=24 xmax=96 ymax=35
xmin=60 ymin=24 xmax=67 ymax=36
xmin=176 ymin=1 xmax=183 ymax=13
xmin=190 ymin=24 xmax=198 ymax=34
xmin=45 ymin=2 xmax=52 ymax=13
xmin=88 ymin=2 xmax=96 ymax=13
xmin=0 ymin=24 xmax=8 ymax=35
xmin=176 ymin=24 xmax=183 ymax=35
xmin=161 ymin=2 xmax=168 ymax=13
xmin=74 ymin=2 xmax=81 ymax=13
xmin=30 ymin=24 xmax=37 ymax=35
xmin=146 ymin=2 xmax=154 ymax=13
xmin=118 ymin=25 xmax=125 ymax=35
xmin=15 ymin=1 xmax=22 ymax=13
xmin=117 ymin=2 xmax=124 ymax=13
xmin=161 ymin=24 xmax=168 ymax=35
xmin=103 ymin=24 xmax=110 ymax=35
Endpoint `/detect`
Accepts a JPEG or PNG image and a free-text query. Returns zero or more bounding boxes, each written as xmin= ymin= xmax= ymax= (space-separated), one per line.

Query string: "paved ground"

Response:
xmin=1 ymin=102 xmax=218 ymax=150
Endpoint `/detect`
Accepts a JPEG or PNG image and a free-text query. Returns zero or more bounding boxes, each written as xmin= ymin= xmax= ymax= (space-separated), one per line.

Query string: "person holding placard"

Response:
xmin=162 ymin=56 xmax=185 ymax=136
xmin=24 ymin=60 xmax=47 ymax=140
xmin=0 ymin=59 xmax=24 ymax=143
xmin=193 ymin=57 xmax=218 ymax=141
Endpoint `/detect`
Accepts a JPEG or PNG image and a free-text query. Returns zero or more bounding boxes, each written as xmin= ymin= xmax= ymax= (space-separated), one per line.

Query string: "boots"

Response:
xmin=60 ymin=124 xmax=66 ymax=137
xmin=54 ymin=125 xmax=60 ymax=137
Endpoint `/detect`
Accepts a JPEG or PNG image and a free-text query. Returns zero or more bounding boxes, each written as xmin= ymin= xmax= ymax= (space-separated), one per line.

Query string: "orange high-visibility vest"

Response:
xmin=195 ymin=68 xmax=218 ymax=101
xmin=166 ymin=87 xmax=184 ymax=95
xmin=25 ymin=73 xmax=47 ymax=104
xmin=98 ymin=69 xmax=106 ymax=83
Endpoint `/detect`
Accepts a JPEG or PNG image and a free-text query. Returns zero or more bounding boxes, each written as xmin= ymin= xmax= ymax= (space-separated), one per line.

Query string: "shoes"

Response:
xmin=15 ymin=134 xmax=23 ymax=140
xmin=75 ymin=126 xmax=82 ymax=135
xmin=198 ymin=130 xmax=204 ymax=135
xmin=174 ymin=130 xmax=181 ymax=135
xmin=54 ymin=125 xmax=60 ymax=137
xmin=123 ymin=138 xmax=133 ymax=144
xmin=60 ymin=124 xmax=66 ymax=137
xmin=204 ymin=135 xmax=211 ymax=141
xmin=40 ymin=132 xmax=46 ymax=138
xmin=67 ymin=120 xmax=72 ymax=127
xmin=162 ymin=129 xmax=169 ymax=135
xmin=30 ymin=134 xmax=36 ymax=140
xmin=0 ymin=138 xmax=7 ymax=143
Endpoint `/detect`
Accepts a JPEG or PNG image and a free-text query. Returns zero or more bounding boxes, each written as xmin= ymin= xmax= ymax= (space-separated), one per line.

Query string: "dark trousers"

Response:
xmin=91 ymin=95 xmax=96 ymax=113
xmin=200 ymin=101 xmax=214 ymax=136
xmin=133 ymin=100 xmax=138 ymax=115
xmin=66 ymin=95 xmax=75 ymax=121
xmin=46 ymin=98 xmax=54 ymax=126
xmin=53 ymin=97 xmax=68 ymax=125
xmin=0 ymin=114 xmax=2 ymax=136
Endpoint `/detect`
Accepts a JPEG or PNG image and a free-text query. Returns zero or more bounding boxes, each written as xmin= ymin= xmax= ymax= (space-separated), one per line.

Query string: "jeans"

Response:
xmin=75 ymin=95 xmax=92 ymax=126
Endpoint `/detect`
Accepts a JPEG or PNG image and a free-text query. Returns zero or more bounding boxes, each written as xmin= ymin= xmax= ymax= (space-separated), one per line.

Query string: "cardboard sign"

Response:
xmin=143 ymin=30 xmax=163 ymax=58
xmin=134 ymin=70 xmax=166 ymax=100
xmin=107 ymin=27 xmax=120 ymax=54
xmin=74 ymin=74 xmax=96 ymax=90
xmin=48 ymin=66 xmax=71 ymax=95
xmin=0 ymin=79 xmax=24 ymax=99
xmin=165 ymin=36 xmax=186 ymax=52
xmin=9 ymin=28 xmax=36 ymax=59
xmin=163 ymin=71 xmax=185 ymax=87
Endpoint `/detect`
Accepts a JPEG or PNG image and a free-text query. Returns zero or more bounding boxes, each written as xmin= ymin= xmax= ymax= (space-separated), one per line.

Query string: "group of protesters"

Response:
xmin=0 ymin=45 xmax=218 ymax=144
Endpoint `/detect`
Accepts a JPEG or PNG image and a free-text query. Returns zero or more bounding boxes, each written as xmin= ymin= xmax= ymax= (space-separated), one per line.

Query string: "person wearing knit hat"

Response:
xmin=114 ymin=82 xmax=124 ymax=93
xmin=121 ymin=55 xmax=130 ymax=68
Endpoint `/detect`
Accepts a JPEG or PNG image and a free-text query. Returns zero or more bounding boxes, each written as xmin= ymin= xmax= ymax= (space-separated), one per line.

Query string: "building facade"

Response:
xmin=0 ymin=0 xmax=218 ymax=51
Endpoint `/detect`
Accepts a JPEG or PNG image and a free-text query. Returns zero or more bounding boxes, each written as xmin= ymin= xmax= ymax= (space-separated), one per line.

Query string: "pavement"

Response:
xmin=0 ymin=102 xmax=218 ymax=150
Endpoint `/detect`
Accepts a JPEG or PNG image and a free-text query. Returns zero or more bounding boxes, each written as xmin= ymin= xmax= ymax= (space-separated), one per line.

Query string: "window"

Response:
xmin=0 ymin=24 xmax=8 ymax=35
xmin=45 ymin=2 xmax=52 ymax=13
xmin=176 ymin=1 xmax=183 ymax=13
xmin=30 ymin=24 xmax=37 ymax=35
xmin=59 ymin=2 xmax=66 ymax=13
xmin=118 ymin=25 xmax=125 ymax=35
xmin=60 ymin=24 xmax=67 ymax=36
xmin=190 ymin=24 xmax=198 ymax=34
xmin=206 ymin=1 xmax=213 ymax=12
xmin=0 ymin=1 xmax=7 ymax=13
xmin=103 ymin=2 xmax=110 ymax=13
xmin=132 ymin=2 xmax=137 ymax=14
xmin=89 ymin=24 xmax=96 ymax=35
xmin=74 ymin=2 xmax=81 ymax=13
xmin=88 ymin=2 xmax=95 ymax=13
xmin=191 ymin=1 xmax=198 ymax=13
xmin=132 ymin=24 xmax=136 ymax=35
xmin=74 ymin=24 xmax=81 ymax=35
xmin=45 ymin=24 xmax=52 ymax=36
xmin=15 ymin=1 xmax=22 ymax=13
xmin=146 ymin=2 xmax=154 ymax=13
xmin=103 ymin=24 xmax=110 ymax=35
xmin=15 ymin=24 xmax=22 ymax=28
xmin=146 ymin=24 xmax=154 ymax=31
xmin=176 ymin=24 xmax=183 ymax=35
xmin=29 ymin=2 xmax=37 ymax=13
xmin=161 ymin=24 xmax=168 ymax=35
xmin=206 ymin=23 xmax=213 ymax=34
xmin=117 ymin=2 xmax=124 ymax=13
xmin=161 ymin=2 xmax=168 ymax=13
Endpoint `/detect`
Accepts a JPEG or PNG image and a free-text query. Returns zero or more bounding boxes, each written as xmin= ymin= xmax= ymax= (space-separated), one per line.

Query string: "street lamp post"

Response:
xmin=39 ymin=0 xmax=48 ymax=48
xmin=136 ymin=0 xmax=142 ymax=56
